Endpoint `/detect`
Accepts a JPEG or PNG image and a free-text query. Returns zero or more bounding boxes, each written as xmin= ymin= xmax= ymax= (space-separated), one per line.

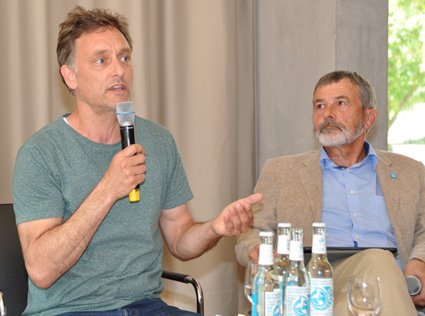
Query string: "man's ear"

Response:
xmin=365 ymin=108 xmax=378 ymax=130
xmin=60 ymin=64 xmax=77 ymax=91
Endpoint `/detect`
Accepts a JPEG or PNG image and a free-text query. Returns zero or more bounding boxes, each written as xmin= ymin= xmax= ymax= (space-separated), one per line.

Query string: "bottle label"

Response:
xmin=264 ymin=288 xmax=281 ymax=316
xmin=289 ymin=240 xmax=303 ymax=261
xmin=278 ymin=234 xmax=290 ymax=254
xmin=252 ymin=290 xmax=258 ymax=316
xmin=280 ymin=276 xmax=285 ymax=316
xmin=259 ymin=243 xmax=274 ymax=265
xmin=310 ymin=278 xmax=333 ymax=315
xmin=285 ymin=286 xmax=310 ymax=316
xmin=312 ymin=234 xmax=326 ymax=254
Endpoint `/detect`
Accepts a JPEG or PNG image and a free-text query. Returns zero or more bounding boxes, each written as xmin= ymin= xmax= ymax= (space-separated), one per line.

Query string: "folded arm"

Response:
xmin=17 ymin=145 xmax=146 ymax=288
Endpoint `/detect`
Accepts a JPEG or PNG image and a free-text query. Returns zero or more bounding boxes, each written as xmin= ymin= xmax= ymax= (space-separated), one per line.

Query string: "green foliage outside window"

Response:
xmin=388 ymin=0 xmax=425 ymax=130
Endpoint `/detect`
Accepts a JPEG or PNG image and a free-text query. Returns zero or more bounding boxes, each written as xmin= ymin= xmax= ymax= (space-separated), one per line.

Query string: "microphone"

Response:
xmin=406 ymin=275 xmax=421 ymax=296
xmin=116 ymin=101 xmax=140 ymax=203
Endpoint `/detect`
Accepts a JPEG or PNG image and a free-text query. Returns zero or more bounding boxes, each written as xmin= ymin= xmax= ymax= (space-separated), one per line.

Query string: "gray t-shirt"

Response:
xmin=13 ymin=115 xmax=193 ymax=315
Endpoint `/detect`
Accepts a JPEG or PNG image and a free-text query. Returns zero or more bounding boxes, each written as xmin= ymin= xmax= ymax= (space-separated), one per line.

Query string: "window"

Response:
xmin=388 ymin=0 xmax=425 ymax=164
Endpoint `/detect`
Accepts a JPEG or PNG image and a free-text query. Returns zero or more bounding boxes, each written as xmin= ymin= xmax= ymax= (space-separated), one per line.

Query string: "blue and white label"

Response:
xmin=285 ymin=286 xmax=310 ymax=316
xmin=310 ymin=278 xmax=333 ymax=315
xmin=252 ymin=290 xmax=258 ymax=316
xmin=312 ymin=234 xmax=326 ymax=254
xmin=264 ymin=288 xmax=281 ymax=316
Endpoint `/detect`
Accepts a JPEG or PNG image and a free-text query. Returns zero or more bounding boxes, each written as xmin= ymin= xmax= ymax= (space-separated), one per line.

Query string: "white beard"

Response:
xmin=315 ymin=119 xmax=365 ymax=147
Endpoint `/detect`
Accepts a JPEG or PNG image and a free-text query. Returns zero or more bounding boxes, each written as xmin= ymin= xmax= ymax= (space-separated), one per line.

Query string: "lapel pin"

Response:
xmin=389 ymin=171 xmax=398 ymax=180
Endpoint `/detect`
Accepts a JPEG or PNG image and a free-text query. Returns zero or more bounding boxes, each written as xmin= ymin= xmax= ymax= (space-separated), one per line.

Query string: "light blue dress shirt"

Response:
xmin=320 ymin=142 xmax=397 ymax=251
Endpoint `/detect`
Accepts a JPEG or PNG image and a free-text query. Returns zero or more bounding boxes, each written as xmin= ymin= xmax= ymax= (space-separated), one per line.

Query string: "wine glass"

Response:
xmin=244 ymin=261 xmax=258 ymax=303
xmin=347 ymin=275 xmax=382 ymax=316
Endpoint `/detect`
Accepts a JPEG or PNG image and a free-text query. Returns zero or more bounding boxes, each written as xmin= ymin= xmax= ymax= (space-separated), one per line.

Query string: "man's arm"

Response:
xmin=404 ymin=162 xmax=425 ymax=307
xmin=236 ymin=158 xmax=283 ymax=266
xmin=159 ymin=193 xmax=262 ymax=261
xmin=17 ymin=144 xmax=146 ymax=288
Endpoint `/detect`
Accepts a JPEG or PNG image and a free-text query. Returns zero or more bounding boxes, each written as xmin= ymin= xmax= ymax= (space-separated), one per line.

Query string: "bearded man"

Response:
xmin=235 ymin=71 xmax=425 ymax=316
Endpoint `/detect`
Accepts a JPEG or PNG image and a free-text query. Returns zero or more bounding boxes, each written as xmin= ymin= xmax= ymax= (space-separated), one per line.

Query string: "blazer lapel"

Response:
xmin=299 ymin=151 xmax=323 ymax=222
xmin=376 ymin=151 xmax=400 ymax=223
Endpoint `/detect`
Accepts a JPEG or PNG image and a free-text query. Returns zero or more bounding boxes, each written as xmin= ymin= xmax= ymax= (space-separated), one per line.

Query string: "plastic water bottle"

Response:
xmin=284 ymin=228 xmax=310 ymax=316
xmin=307 ymin=223 xmax=333 ymax=315
xmin=252 ymin=231 xmax=281 ymax=316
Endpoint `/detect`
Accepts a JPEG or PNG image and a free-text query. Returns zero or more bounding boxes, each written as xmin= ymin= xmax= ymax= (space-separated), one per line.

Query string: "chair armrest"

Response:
xmin=162 ymin=270 xmax=204 ymax=315
xmin=0 ymin=290 xmax=6 ymax=316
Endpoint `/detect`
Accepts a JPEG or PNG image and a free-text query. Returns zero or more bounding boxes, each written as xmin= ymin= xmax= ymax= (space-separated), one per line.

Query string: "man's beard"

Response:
xmin=314 ymin=119 xmax=365 ymax=147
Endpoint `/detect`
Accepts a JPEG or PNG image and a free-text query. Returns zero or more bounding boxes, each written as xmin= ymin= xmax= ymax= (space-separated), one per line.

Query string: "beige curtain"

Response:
xmin=0 ymin=0 xmax=255 ymax=315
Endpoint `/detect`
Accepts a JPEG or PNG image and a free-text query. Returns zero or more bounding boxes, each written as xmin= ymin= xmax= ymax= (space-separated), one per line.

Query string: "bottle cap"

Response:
xmin=278 ymin=223 xmax=291 ymax=228
xmin=259 ymin=231 xmax=274 ymax=237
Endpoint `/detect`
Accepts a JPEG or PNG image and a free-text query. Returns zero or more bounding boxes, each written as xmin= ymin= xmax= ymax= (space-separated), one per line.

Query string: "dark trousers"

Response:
xmin=59 ymin=298 xmax=200 ymax=316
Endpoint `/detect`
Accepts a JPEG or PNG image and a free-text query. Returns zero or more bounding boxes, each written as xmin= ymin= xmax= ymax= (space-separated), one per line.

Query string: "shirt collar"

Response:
xmin=320 ymin=140 xmax=378 ymax=170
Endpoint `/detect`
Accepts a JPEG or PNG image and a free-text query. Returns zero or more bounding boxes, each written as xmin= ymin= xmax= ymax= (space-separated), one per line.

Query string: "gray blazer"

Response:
xmin=235 ymin=149 xmax=425 ymax=268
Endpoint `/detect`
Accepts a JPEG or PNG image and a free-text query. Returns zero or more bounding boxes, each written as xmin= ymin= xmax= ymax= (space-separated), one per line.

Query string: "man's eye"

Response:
xmin=121 ymin=55 xmax=130 ymax=63
xmin=96 ymin=58 xmax=106 ymax=64
xmin=315 ymin=103 xmax=325 ymax=110
xmin=337 ymin=100 xmax=347 ymax=106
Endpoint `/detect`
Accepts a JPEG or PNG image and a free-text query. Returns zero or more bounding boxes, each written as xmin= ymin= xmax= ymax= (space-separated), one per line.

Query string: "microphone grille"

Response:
xmin=406 ymin=275 xmax=421 ymax=296
xmin=116 ymin=101 xmax=135 ymax=126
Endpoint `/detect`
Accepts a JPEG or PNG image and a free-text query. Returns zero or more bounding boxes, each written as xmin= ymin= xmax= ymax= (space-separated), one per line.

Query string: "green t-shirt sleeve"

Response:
xmin=13 ymin=142 xmax=65 ymax=224
xmin=160 ymin=130 xmax=193 ymax=211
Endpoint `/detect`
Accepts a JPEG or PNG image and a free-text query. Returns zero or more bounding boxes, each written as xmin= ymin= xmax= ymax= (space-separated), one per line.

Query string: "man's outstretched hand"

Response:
xmin=211 ymin=193 xmax=263 ymax=237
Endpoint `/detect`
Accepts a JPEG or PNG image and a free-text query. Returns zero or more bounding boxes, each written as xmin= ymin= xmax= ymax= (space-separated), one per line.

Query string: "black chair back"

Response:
xmin=0 ymin=203 xmax=28 ymax=315
xmin=0 ymin=204 xmax=204 ymax=315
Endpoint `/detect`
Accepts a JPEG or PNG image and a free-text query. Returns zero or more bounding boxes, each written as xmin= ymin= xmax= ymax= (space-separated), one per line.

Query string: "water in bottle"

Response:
xmin=307 ymin=223 xmax=333 ymax=315
xmin=252 ymin=231 xmax=281 ymax=316
xmin=284 ymin=228 xmax=310 ymax=316
xmin=273 ymin=223 xmax=291 ymax=315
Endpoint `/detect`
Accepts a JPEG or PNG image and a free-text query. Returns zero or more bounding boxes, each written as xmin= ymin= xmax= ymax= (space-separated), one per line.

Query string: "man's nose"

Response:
xmin=111 ymin=57 xmax=125 ymax=76
xmin=323 ymin=103 xmax=338 ymax=118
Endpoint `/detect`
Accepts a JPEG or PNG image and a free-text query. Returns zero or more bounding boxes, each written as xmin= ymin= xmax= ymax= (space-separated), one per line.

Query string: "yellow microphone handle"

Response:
xmin=129 ymin=187 xmax=140 ymax=202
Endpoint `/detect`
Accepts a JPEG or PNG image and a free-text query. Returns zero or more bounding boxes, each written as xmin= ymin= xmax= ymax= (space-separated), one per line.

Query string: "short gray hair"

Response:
xmin=313 ymin=71 xmax=376 ymax=110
